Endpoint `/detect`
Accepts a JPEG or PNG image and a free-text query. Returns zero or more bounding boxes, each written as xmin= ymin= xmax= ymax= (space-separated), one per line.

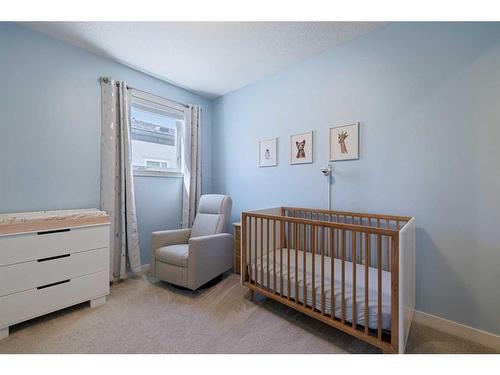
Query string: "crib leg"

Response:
xmin=249 ymin=289 xmax=255 ymax=302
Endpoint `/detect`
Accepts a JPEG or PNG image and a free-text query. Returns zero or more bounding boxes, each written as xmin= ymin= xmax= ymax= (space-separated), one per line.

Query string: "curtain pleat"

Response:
xmin=100 ymin=78 xmax=141 ymax=281
xmin=182 ymin=105 xmax=202 ymax=228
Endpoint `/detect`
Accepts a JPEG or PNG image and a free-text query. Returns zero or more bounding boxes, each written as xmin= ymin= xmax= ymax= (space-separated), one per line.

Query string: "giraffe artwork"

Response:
xmin=330 ymin=123 xmax=359 ymax=161
xmin=338 ymin=131 xmax=349 ymax=154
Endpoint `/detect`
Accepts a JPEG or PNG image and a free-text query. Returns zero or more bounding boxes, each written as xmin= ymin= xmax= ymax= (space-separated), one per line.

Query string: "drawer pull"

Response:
xmin=37 ymin=253 xmax=70 ymax=262
xmin=37 ymin=279 xmax=70 ymax=290
xmin=37 ymin=228 xmax=71 ymax=235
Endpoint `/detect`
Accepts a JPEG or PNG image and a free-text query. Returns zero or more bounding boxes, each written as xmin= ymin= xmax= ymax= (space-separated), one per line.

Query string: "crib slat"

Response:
xmin=341 ymin=229 xmax=346 ymax=324
xmin=295 ymin=222 xmax=299 ymax=303
xmin=336 ymin=225 xmax=340 ymax=258
xmin=248 ymin=217 xmax=252 ymax=283
xmin=391 ymin=233 xmax=400 ymax=352
xmin=388 ymin=236 xmax=392 ymax=272
xmin=287 ymin=220 xmax=291 ymax=300
xmin=321 ymin=227 xmax=325 ymax=315
xmin=266 ymin=218 xmax=270 ymax=290
xmin=365 ymin=233 xmax=370 ymax=335
xmin=280 ymin=219 xmax=284 ymax=296
xmin=254 ymin=218 xmax=258 ymax=286
xmin=358 ymin=231 xmax=362 ymax=265
xmin=303 ymin=223 xmax=307 ymax=306
xmin=330 ymin=227 xmax=335 ymax=319
xmin=273 ymin=220 xmax=277 ymax=293
xmin=352 ymin=230 xmax=357 ymax=328
xmin=311 ymin=225 xmax=316 ymax=311
xmin=260 ymin=218 xmax=264 ymax=287
xmin=385 ymin=221 xmax=390 ymax=271
xmin=377 ymin=234 xmax=382 ymax=340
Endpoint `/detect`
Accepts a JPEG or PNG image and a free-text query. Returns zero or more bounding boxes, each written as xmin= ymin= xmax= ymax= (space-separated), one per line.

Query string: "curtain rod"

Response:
xmin=99 ymin=77 xmax=190 ymax=109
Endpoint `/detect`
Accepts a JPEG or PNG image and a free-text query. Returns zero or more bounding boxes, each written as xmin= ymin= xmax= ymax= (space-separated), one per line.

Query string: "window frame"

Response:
xmin=129 ymin=89 xmax=187 ymax=178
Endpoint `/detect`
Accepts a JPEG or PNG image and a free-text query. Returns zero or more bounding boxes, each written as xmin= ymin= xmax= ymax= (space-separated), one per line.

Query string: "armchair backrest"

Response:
xmin=190 ymin=194 xmax=232 ymax=238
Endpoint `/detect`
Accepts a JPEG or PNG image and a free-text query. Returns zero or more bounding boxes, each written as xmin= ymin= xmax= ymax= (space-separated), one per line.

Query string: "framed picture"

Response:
xmin=329 ymin=123 xmax=359 ymax=161
xmin=258 ymin=138 xmax=277 ymax=167
xmin=290 ymin=131 xmax=313 ymax=164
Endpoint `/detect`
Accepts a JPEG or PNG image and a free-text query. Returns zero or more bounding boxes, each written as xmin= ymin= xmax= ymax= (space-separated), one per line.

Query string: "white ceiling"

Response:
xmin=24 ymin=22 xmax=384 ymax=98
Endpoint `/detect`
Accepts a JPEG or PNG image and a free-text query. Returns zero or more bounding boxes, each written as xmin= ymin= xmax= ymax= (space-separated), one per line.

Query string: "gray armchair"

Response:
xmin=150 ymin=194 xmax=233 ymax=290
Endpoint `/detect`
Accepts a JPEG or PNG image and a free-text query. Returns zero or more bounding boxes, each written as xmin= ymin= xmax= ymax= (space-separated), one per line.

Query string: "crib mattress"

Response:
xmin=249 ymin=248 xmax=392 ymax=330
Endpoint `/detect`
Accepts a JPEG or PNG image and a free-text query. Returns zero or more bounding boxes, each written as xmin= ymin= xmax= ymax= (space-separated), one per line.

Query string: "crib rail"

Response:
xmin=282 ymin=207 xmax=409 ymax=272
xmin=241 ymin=207 xmax=407 ymax=353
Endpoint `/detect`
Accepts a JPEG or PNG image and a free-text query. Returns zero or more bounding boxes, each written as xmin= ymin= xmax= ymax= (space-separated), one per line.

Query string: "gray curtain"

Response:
xmin=182 ymin=105 xmax=202 ymax=228
xmin=100 ymin=78 xmax=141 ymax=281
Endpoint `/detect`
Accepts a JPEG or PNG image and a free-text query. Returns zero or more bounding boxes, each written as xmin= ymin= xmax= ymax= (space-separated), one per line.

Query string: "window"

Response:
xmin=130 ymin=90 xmax=186 ymax=177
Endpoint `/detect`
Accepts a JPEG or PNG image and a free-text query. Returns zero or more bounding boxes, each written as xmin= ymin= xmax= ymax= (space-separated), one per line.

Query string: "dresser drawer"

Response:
xmin=0 ymin=247 xmax=108 ymax=296
xmin=0 ymin=225 xmax=109 ymax=267
xmin=0 ymin=270 xmax=109 ymax=328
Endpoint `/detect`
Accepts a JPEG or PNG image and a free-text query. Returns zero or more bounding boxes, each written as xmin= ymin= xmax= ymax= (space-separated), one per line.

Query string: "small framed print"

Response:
xmin=329 ymin=123 xmax=359 ymax=161
xmin=258 ymin=138 xmax=277 ymax=167
xmin=290 ymin=131 xmax=313 ymax=164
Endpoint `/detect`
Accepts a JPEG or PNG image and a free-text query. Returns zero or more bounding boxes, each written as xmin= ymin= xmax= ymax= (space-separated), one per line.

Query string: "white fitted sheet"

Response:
xmin=250 ymin=248 xmax=392 ymax=330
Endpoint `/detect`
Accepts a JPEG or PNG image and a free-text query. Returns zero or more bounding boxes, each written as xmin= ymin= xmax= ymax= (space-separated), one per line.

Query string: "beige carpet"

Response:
xmin=0 ymin=273 xmax=496 ymax=354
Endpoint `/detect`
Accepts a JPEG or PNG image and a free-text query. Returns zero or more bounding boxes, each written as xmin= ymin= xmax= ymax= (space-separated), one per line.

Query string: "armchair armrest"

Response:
xmin=187 ymin=233 xmax=234 ymax=290
xmin=188 ymin=233 xmax=233 ymax=250
xmin=150 ymin=228 xmax=192 ymax=277
xmin=151 ymin=228 xmax=192 ymax=250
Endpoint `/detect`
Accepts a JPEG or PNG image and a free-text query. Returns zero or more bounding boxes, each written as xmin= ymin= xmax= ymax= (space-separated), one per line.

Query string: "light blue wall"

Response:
xmin=134 ymin=176 xmax=184 ymax=264
xmin=212 ymin=22 xmax=500 ymax=334
xmin=0 ymin=23 xmax=213 ymax=264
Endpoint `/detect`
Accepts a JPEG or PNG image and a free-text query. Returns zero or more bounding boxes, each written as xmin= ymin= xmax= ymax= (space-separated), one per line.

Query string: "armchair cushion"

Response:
xmin=190 ymin=195 xmax=232 ymax=238
xmin=190 ymin=214 xmax=221 ymax=238
xmin=156 ymin=244 xmax=189 ymax=267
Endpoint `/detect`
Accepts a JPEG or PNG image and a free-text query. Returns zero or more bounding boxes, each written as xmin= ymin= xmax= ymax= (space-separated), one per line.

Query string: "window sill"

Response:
xmin=133 ymin=170 xmax=184 ymax=178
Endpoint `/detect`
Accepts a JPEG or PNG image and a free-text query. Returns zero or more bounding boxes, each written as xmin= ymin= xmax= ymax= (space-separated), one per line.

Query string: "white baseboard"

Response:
xmin=413 ymin=310 xmax=500 ymax=351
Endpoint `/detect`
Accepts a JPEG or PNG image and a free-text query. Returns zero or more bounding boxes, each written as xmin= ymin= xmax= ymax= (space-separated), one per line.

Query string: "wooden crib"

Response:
xmin=241 ymin=207 xmax=415 ymax=353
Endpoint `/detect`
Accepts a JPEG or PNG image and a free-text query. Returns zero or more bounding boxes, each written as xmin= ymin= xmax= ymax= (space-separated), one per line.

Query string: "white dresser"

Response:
xmin=0 ymin=209 xmax=110 ymax=340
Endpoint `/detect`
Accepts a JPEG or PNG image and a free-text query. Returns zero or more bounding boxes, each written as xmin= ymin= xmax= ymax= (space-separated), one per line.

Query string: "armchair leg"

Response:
xmin=249 ymin=289 xmax=255 ymax=302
